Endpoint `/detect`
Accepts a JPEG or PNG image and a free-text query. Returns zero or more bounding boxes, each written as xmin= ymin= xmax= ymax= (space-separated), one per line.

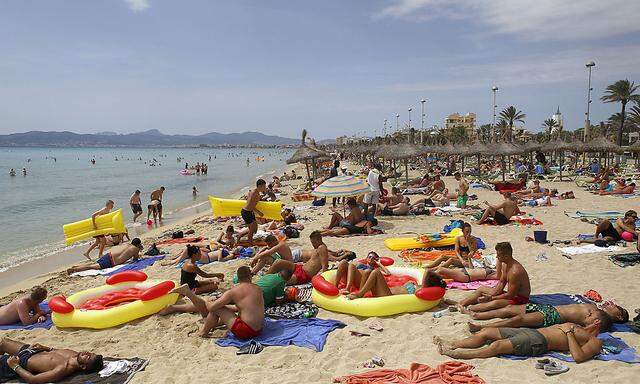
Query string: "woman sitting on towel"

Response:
xmin=426 ymin=223 xmax=478 ymax=269
xmin=347 ymin=268 xmax=445 ymax=300
xmin=180 ymin=244 xmax=224 ymax=294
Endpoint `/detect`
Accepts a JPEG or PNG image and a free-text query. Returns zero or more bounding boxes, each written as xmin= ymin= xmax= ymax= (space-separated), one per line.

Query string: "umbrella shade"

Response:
xmin=495 ymin=142 xmax=524 ymax=156
xmin=522 ymin=140 xmax=542 ymax=153
xmin=578 ymin=136 xmax=623 ymax=154
xmin=541 ymin=138 xmax=571 ymax=153
xmin=286 ymin=146 xmax=327 ymax=164
xmin=628 ymin=140 xmax=640 ymax=153
xmin=311 ymin=175 xmax=371 ymax=198
xmin=375 ymin=143 xmax=422 ymax=160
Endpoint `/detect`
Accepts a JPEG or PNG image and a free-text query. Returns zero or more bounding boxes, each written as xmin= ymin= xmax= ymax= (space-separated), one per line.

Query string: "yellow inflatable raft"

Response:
xmin=63 ymin=209 xmax=126 ymax=246
xmin=311 ymin=267 xmax=445 ymax=317
xmin=209 ymin=196 xmax=283 ymax=221
xmin=384 ymin=228 xmax=462 ymax=251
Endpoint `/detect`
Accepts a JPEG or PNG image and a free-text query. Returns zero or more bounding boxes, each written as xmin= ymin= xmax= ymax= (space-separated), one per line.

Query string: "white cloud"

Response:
xmin=374 ymin=0 xmax=640 ymax=41
xmin=124 ymin=0 xmax=150 ymax=12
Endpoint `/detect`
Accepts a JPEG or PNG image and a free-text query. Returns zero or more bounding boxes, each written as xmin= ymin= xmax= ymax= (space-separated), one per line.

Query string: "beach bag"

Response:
xmin=144 ymin=243 xmax=161 ymax=256
xmin=171 ymin=231 xmax=184 ymax=239
xmin=283 ymin=226 xmax=300 ymax=239
xmin=312 ymin=197 xmax=326 ymax=206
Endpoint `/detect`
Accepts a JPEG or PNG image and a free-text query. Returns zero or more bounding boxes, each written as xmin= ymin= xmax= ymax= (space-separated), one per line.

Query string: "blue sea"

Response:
xmin=0 ymin=147 xmax=292 ymax=271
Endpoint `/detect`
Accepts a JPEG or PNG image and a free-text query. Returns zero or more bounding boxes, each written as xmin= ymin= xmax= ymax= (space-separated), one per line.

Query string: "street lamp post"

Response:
xmin=395 ymin=114 xmax=400 ymax=130
xmin=584 ymin=61 xmax=595 ymax=142
xmin=491 ymin=86 xmax=499 ymax=142
xmin=408 ymin=108 xmax=412 ymax=129
xmin=420 ymin=99 xmax=426 ymax=130
xmin=383 ymin=119 xmax=388 ymax=136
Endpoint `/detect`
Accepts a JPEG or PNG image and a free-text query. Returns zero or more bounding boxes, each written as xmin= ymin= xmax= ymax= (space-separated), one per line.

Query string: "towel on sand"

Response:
xmin=0 ymin=303 xmax=52 ymax=331
xmin=215 ymin=318 xmax=345 ymax=352
xmin=609 ymin=253 xmax=640 ymax=267
xmin=557 ymin=244 xmax=622 ymax=255
xmin=565 ymin=211 xmax=622 ymax=219
xmin=4 ymin=358 xmax=148 ymax=384
xmin=446 ymin=280 xmax=499 ymax=290
xmin=530 ymin=294 xmax=633 ymax=333
xmin=502 ymin=333 xmax=639 ymax=364
xmin=70 ymin=256 xmax=164 ymax=277
xmin=155 ymin=236 xmax=204 ymax=245
xmin=332 ymin=361 xmax=485 ymax=384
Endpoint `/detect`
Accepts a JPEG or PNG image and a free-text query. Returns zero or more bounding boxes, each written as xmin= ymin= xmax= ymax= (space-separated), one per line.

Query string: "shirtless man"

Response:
xmin=434 ymin=311 xmax=611 ymax=363
xmin=161 ymin=266 xmax=264 ymax=339
xmin=467 ymin=300 xmax=628 ymax=331
xmin=599 ymin=182 xmax=636 ymax=195
xmin=83 ymin=200 xmax=114 ymax=260
xmin=477 ymin=192 xmax=521 ymax=225
xmin=150 ymin=187 xmax=165 ymax=222
xmin=241 ymin=179 xmax=267 ymax=245
xmin=381 ymin=197 xmax=411 ymax=216
xmin=325 ymin=198 xmax=362 ymax=229
xmin=249 ymin=234 xmax=293 ymax=275
xmin=514 ymin=179 xmax=543 ymax=198
xmin=455 ymin=242 xmax=530 ymax=312
xmin=454 ymin=172 xmax=470 ymax=208
xmin=129 ymin=190 xmax=143 ymax=222
xmin=431 ymin=175 xmax=445 ymax=193
xmin=0 ymin=338 xmax=104 ymax=383
xmin=265 ymin=231 xmax=329 ymax=285
xmin=579 ymin=210 xmax=637 ymax=245
xmin=0 ymin=287 xmax=47 ymax=326
xmin=67 ymin=238 xmax=144 ymax=274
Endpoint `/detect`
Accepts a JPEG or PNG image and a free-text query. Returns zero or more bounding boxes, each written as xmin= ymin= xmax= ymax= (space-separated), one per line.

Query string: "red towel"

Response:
xmin=155 ymin=236 xmax=204 ymax=245
xmin=333 ymin=361 xmax=485 ymax=384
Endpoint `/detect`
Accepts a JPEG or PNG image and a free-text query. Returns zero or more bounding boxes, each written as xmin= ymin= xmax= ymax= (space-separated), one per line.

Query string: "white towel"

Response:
xmin=70 ymin=265 xmax=120 ymax=277
xmin=557 ymin=244 xmax=622 ymax=255
xmin=99 ymin=360 xmax=131 ymax=377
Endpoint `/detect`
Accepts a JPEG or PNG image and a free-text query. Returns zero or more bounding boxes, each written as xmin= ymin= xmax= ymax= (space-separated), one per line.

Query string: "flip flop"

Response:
xmin=534 ymin=358 xmax=550 ymax=369
xmin=544 ymin=361 xmax=569 ymax=376
xmin=236 ymin=340 xmax=264 ymax=355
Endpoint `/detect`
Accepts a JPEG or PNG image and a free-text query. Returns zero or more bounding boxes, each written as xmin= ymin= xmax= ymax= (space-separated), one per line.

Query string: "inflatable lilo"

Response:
xmin=384 ymin=228 xmax=462 ymax=251
xmin=209 ymin=196 xmax=283 ymax=221
xmin=311 ymin=267 xmax=445 ymax=317
xmin=50 ymin=271 xmax=178 ymax=329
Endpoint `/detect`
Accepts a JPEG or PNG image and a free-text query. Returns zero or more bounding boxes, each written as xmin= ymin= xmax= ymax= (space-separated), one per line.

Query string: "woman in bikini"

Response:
xmin=180 ymin=245 xmax=224 ymax=294
xmin=426 ymin=223 xmax=477 ymax=269
xmin=334 ymin=252 xmax=390 ymax=294
xmin=347 ymin=268 xmax=446 ymax=299
xmin=162 ymin=242 xmax=217 ymax=266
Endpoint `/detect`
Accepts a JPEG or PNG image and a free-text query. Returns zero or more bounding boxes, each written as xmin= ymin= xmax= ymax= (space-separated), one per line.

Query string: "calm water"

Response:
xmin=0 ymin=147 xmax=292 ymax=271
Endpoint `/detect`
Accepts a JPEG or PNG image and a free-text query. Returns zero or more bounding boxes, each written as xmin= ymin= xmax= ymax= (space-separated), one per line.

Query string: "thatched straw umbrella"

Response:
xmin=375 ymin=143 xmax=423 ymax=185
xmin=495 ymin=142 xmax=524 ymax=181
xmin=627 ymin=140 xmax=640 ymax=165
xmin=286 ymin=129 xmax=328 ymax=180
xmin=542 ymin=138 xmax=572 ymax=179
xmin=577 ymin=136 xmax=622 ymax=167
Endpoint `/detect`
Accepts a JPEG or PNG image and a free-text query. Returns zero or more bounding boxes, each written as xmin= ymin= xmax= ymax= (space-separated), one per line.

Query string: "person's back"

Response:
xmin=230 ymin=282 xmax=264 ymax=330
xmin=501 ymin=196 xmax=520 ymax=219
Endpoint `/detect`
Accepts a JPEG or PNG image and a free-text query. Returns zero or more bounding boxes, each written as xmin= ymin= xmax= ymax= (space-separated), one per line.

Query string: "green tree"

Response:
xmin=449 ymin=126 xmax=467 ymax=143
xmin=498 ymin=106 xmax=526 ymax=142
xmin=601 ymin=79 xmax=640 ymax=149
xmin=542 ymin=118 xmax=559 ymax=140
xmin=477 ymin=124 xmax=492 ymax=142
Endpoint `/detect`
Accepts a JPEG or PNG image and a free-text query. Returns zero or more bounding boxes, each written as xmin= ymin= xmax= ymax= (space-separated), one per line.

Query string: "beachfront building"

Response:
xmin=336 ymin=136 xmax=347 ymax=146
xmin=551 ymin=106 xmax=564 ymax=134
xmin=514 ymin=127 xmax=533 ymax=143
xmin=444 ymin=112 xmax=476 ymax=138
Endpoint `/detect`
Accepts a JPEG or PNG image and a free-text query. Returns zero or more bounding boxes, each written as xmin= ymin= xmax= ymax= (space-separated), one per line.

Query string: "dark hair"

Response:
xmin=30 ymin=286 xmax=47 ymax=302
xmin=346 ymin=198 xmax=357 ymax=207
xmin=391 ymin=187 xmax=400 ymax=194
xmin=374 ymin=163 xmax=382 ymax=171
xmin=187 ymin=244 xmax=200 ymax=257
xmin=106 ymin=200 xmax=114 ymax=205
xmin=495 ymin=242 xmax=512 ymax=257
xmin=617 ymin=305 xmax=630 ymax=323
xmin=334 ymin=160 xmax=340 ymax=167
xmin=454 ymin=172 xmax=461 ymax=177
xmin=462 ymin=222 xmax=472 ymax=230
xmin=625 ymin=210 xmax=637 ymax=218
xmin=135 ymin=190 xmax=141 ymax=194
xmin=257 ymin=179 xmax=266 ymax=187
xmin=264 ymin=234 xmax=277 ymax=244
xmin=284 ymin=215 xmax=295 ymax=225
xmin=237 ymin=266 xmax=251 ymax=281
xmin=423 ymin=270 xmax=446 ymax=289
xmin=596 ymin=309 xmax=613 ymax=332
xmin=309 ymin=230 xmax=322 ymax=240
xmin=160 ymin=186 xmax=165 ymax=190
xmin=131 ymin=238 xmax=142 ymax=247
xmin=279 ymin=268 xmax=293 ymax=281
xmin=503 ymin=192 xmax=512 ymax=198
xmin=226 ymin=225 xmax=234 ymax=233
xmin=86 ymin=354 xmax=104 ymax=373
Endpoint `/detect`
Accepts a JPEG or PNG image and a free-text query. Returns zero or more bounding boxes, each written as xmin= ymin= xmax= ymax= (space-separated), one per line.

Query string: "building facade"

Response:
xmin=444 ymin=112 xmax=476 ymax=137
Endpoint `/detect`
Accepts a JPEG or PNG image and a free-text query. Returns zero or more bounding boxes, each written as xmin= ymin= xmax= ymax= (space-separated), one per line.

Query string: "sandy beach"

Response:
xmin=1 ymin=162 xmax=639 ymax=384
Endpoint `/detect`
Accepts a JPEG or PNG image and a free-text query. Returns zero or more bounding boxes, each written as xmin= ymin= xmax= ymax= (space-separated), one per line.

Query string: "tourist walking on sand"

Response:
xmin=454 ymin=172 xmax=469 ymax=208
xmin=241 ymin=179 xmax=267 ymax=245
xmin=130 ymin=190 xmax=143 ymax=222
xmin=364 ymin=163 xmax=383 ymax=216
xmin=83 ymin=200 xmax=114 ymax=260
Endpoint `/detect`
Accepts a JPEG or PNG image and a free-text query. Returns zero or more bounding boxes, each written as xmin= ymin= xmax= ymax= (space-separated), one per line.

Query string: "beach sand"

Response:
xmin=1 ymin=164 xmax=638 ymax=383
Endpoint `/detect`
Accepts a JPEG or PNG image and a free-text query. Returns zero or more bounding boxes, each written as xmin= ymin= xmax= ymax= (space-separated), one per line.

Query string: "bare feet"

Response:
xmin=158 ymin=306 xmax=176 ymax=316
xmin=458 ymin=304 xmax=473 ymax=315
xmin=171 ymin=284 xmax=191 ymax=297
xmin=339 ymin=289 xmax=350 ymax=295
xmin=347 ymin=293 xmax=359 ymax=300
xmin=82 ymin=252 xmax=92 ymax=261
xmin=438 ymin=343 xmax=460 ymax=358
xmin=432 ymin=335 xmax=446 ymax=348
xmin=467 ymin=322 xmax=482 ymax=333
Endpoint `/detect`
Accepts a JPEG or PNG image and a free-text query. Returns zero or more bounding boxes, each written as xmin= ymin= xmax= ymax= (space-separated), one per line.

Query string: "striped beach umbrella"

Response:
xmin=311 ymin=175 xmax=371 ymax=198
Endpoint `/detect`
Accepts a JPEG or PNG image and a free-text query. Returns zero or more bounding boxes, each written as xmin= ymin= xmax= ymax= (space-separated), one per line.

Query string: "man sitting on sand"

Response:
xmin=455 ymin=242 xmax=530 ymax=312
xmin=0 ymin=338 xmax=104 ymax=383
xmin=67 ymin=238 xmax=144 ymax=274
xmin=578 ymin=210 xmax=637 ymax=245
xmin=0 ymin=287 xmax=48 ymax=326
xmin=454 ymin=172 xmax=470 ymax=208
xmin=249 ymin=234 xmax=293 ymax=275
xmin=467 ymin=300 xmax=628 ymax=331
xmin=160 ymin=266 xmax=264 ymax=339
xmin=434 ymin=311 xmax=611 ymax=363
xmin=83 ymin=200 xmax=114 ymax=260
xmin=264 ymin=231 xmax=329 ymax=285
xmin=380 ymin=197 xmax=411 ymax=216
xmin=325 ymin=198 xmax=363 ymax=230
xmin=477 ymin=193 xmax=521 ymax=225
xmin=240 ymin=179 xmax=268 ymax=245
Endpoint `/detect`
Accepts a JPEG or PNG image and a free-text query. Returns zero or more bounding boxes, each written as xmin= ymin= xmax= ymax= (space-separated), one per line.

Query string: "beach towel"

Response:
xmin=565 ymin=211 xmax=622 ymax=219
xmin=530 ymin=294 xmax=633 ymax=333
xmin=511 ymin=216 xmax=543 ymax=226
xmin=609 ymin=253 xmax=640 ymax=267
xmin=446 ymin=280 xmax=500 ymax=290
xmin=70 ymin=256 xmax=164 ymax=277
xmin=155 ymin=236 xmax=204 ymax=245
xmin=502 ymin=333 xmax=640 ymax=364
xmin=215 ymin=318 xmax=345 ymax=352
xmin=4 ymin=358 xmax=148 ymax=384
xmin=332 ymin=361 xmax=485 ymax=384
xmin=265 ymin=301 xmax=319 ymax=319
xmin=0 ymin=303 xmax=52 ymax=331
xmin=557 ymin=244 xmax=622 ymax=256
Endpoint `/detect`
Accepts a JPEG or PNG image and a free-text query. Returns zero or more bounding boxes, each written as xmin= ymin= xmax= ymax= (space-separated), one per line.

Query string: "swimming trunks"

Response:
xmin=601 ymin=221 xmax=622 ymax=241
xmin=221 ymin=248 xmax=230 ymax=258
xmin=130 ymin=203 xmax=142 ymax=213
xmin=241 ymin=209 xmax=256 ymax=225
xmin=292 ymin=248 xmax=302 ymax=263
xmin=493 ymin=211 xmax=510 ymax=225
xmin=180 ymin=269 xmax=200 ymax=290
xmin=293 ymin=263 xmax=311 ymax=284
xmin=0 ymin=344 xmax=44 ymax=380
xmin=404 ymin=282 xmax=417 ymax=294
xmin=457 ymin=194 xmax=469 ymax=208
xmin=459 ymin=245 xmax=470 ymax=253
xmin=340 ymin=223 xmax=364 ymax=234
xmin=499 ymin=328 xmax=548 ymax=356
xmin=96 ymin=252 xmax=114 ymax=269
xmin=525 ymin=303 xmax=563 ymax=327
xmin=156 ymin=201 xmax=162 ymax=211
xmin=483 ymin=267 xmax=496 ymax=277
xmin=230 ymin=317 xmax=261 ymax=339
xmin=508 ymin=295 xmax=530 ymax=305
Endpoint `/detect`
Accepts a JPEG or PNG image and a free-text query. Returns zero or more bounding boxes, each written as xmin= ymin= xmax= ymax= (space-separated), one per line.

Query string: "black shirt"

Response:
xmin=330 ymin=166 xmax=338 ymax=178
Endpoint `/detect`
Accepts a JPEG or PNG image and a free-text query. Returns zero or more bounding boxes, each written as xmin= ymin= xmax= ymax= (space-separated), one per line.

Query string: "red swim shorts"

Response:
xmin=508 ymin=295 xmax=530 ymax=305
xmin=293 ymin=263 xmax=311 ymax=284
xmin=230 ymin=317 xmax=261 ymax=339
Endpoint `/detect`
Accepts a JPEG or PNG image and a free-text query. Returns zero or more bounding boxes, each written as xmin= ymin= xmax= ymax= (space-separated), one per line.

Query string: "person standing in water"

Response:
xmin=83 ymin=200 xmax=114 ymax=260
xmin=150 ymin=187 xmax=165 ymax=222
xmin=192 ymin=186 xmax=198 ymax=197
xmin=129 ymin=190 xmax=143 ymax=222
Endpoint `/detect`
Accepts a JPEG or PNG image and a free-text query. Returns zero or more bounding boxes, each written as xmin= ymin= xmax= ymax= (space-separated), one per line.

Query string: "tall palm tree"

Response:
xmin=601 ymin=79 xmax=640 ymax=148
xmin=542 ymin=118 xmax=559 ymax=140
xmin=629 ymin=104 xmax=640 ymax=130
xmin=495 ymin=119 xmax=508 ymax=142
xmin=498 ymin=106 xmax=526 ymax=142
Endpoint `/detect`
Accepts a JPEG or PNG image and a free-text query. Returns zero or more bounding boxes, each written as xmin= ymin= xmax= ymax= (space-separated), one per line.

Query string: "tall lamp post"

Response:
xmin=383 ymin=119 xmax=388 ymax=137
xmin=408 ymin=108 xmax=412 ymax=129
xmin=395 ymin=113 xmax=400 ymax=130
xmin=584 ymin=61 xmax=595 ymax=142
xmin=420 ymin=99 xmax=426 ymax=129
xmin=491 ymin=86 xmax=499 ymax=142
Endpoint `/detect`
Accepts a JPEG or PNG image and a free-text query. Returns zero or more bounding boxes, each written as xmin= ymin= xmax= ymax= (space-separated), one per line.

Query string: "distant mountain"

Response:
xmin=0 ymin=130 xmax=299 ymax=147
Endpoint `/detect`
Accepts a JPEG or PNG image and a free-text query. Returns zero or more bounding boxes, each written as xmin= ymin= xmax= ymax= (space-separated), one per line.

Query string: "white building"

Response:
xmin=552 ymin=106 xmax=563 ymax=133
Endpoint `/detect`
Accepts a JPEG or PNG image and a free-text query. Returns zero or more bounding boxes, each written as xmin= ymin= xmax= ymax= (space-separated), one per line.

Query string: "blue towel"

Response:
xmin=502 ymin=333 xmax=640 ymax=363
xmin=0 ymin=303 xmax=53 ymax=331
xmin=215 ymin=318 xmax=345 ymax=352
xmin=530 ymin=294 xmax=633 ymax=333
xmin=105 ymin=255 xmax=164 ymax=276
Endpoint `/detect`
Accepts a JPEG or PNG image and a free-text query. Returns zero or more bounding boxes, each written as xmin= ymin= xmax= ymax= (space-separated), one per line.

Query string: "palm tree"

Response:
xmin=601 ymin=79 xmax=640 ymax=149
xmin=477 ymin=124 xmax=492 ymax=142
xmin=495 ymin=120 xmax=508 ymax=142
xmin=542 ymin=118 xmax=559 ymax=140
xmin=498 ymin=106 xmax=526 ymax=142
xmin=629 ymin=104 xmax=640 ymax=129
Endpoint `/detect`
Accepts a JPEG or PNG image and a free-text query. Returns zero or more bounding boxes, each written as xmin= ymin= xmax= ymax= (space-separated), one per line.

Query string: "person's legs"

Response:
xmin=83 ymin=238 xmax=100 ymax=259
xmin=250 ymin=254 xmax=271 ymax=275
xmin=469 ymin=312 xmax=544 ymax=332
xmin=458 ymin=286 xmax=494 ymax=307
xmin=440 ymin=339 xmax=514 ymax=359
xmin=171 ymin=284 xmax=210 ymax=317
xmin=200 ymin=307 xmax=236 ymax=337
xmin=247 ymin=221 xmax=257 ymax=244
xmin=66 ymin=262 xmax=101 ymax=274
xmin=265 ymin=259 xmax=295 ymax=275
xmin=426 ymin=256 xmax=449 ymax=269
xmin=468 ymin=299 xmax=511 ymax=313
xmin=466 ymin=304 xmax=523 ymax=321
xmin=320 ymin=228 xmax=349 ymax=236
xmin=327 ymin=212 xmax=343 ymax=229
xmin=97 ymin=237 xmax=106 ymax=260
xmin=162 ymin=248 xmax=189 ymax=266
xmin=334 ymin=260 xmax=349 ymax=290
xmin=0 ymin=338 xmax=25 ymax=355
xmin=477 ymin=207 xmax=495 ymax=224
xmin=158 ymin=302 xmax=199 ymax=316
xmin=194 ymin=280 xmax=219 ymax=294
xmin=349 ymin=269 xmax=391 ymax=299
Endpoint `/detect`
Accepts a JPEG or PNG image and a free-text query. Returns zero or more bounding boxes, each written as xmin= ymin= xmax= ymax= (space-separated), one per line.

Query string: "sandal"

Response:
xmin=544 ymin=361 xmax=569 ymax=376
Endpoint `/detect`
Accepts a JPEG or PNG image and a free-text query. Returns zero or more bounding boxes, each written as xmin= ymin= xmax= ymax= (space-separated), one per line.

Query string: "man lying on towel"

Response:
xmin=66 ymin=238 xmax=144 ymax=275
xmin=453 ymin=242 xmax=531 ymax=312
xmin=578 ymin=209 xmax=637 ymax=245
xmin=477 ymin=193 xmax=521 ymax=225
xmin=466 ymin=300 xmax=629 ymax=332
xmin=0 ymin=337 xmax=103 ymax=383
xmin=434 ymin=311 xmax=612 ymax=363
xmin=161 ymin=266 xmax=265 ymax=339
xmin=265 ymin=231 xmax=329 ymax=285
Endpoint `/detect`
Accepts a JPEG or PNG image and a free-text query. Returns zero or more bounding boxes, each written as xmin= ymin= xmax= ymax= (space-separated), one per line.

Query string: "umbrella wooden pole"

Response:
xmin=405 ymin=160 xmax=409 ymax=186
xmin=501 ymin=155 xmax=506 ymax=181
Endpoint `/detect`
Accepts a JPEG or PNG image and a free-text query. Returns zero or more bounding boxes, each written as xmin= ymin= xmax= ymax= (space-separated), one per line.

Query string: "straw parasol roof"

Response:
xmin=461 ymin=141 xmax=491 ymax=156
xmin=541 ymin=138 xmax=571 ymax=153
xmin=495 ymin=142 xmax=524 ymax=156
xmin=286 ymin=130 xmax=328 ymax=165
xmin=578 ymin=136 xmax=622 ymax=154
xmin=522 ymin=140 xmax=542 ymax=153
xmin=627 ymin=140 xmax=640 ymax=153
xmin=374 ymin=143 xmax=423 ymax=160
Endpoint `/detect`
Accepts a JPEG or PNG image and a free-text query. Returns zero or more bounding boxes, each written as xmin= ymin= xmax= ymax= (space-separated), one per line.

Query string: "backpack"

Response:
xmin=283 ymin=226 xmax=300 ymax=239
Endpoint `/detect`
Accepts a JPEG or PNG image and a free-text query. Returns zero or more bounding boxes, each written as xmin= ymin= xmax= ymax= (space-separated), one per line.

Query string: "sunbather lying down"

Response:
xmin=345 ymin=268 xmax=446 ymax=300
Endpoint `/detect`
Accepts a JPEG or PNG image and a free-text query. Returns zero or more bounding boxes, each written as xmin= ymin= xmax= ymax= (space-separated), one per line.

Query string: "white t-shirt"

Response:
xmin=367 ymin=169 xmax=380 ymax=192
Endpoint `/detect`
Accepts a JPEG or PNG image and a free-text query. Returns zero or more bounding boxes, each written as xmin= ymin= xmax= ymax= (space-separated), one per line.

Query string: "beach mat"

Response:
xmin=0 ymin=303 xmax=52 ymax=331
xmin=70 ymin=256 xmax=164 ymax=277
xmin=501 ymin=332 xmax=640 ymax=364
xmin=446 ymin=280 xmax=499 ymax=290
xmin=5 ymin=358 xmax=148 ymax=384
xmin=565 ymin=211 xmax=623 ymax=219
xmin=557 ymin=244 xmax=622 ymax=256
xmin=332 ymin=361 xmax=486 ymax=384
xmin=530 ymin=294 xmax=634 ymax=333
xmin=215 ymin=318 xmax=345 ymax=352
xmin=609 ymin=253 xmax=640 ymax=267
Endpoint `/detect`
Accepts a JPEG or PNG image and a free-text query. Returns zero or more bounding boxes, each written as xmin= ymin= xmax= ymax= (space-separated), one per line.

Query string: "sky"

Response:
xmin=1 ymin=0 xmax=639 ymax=139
